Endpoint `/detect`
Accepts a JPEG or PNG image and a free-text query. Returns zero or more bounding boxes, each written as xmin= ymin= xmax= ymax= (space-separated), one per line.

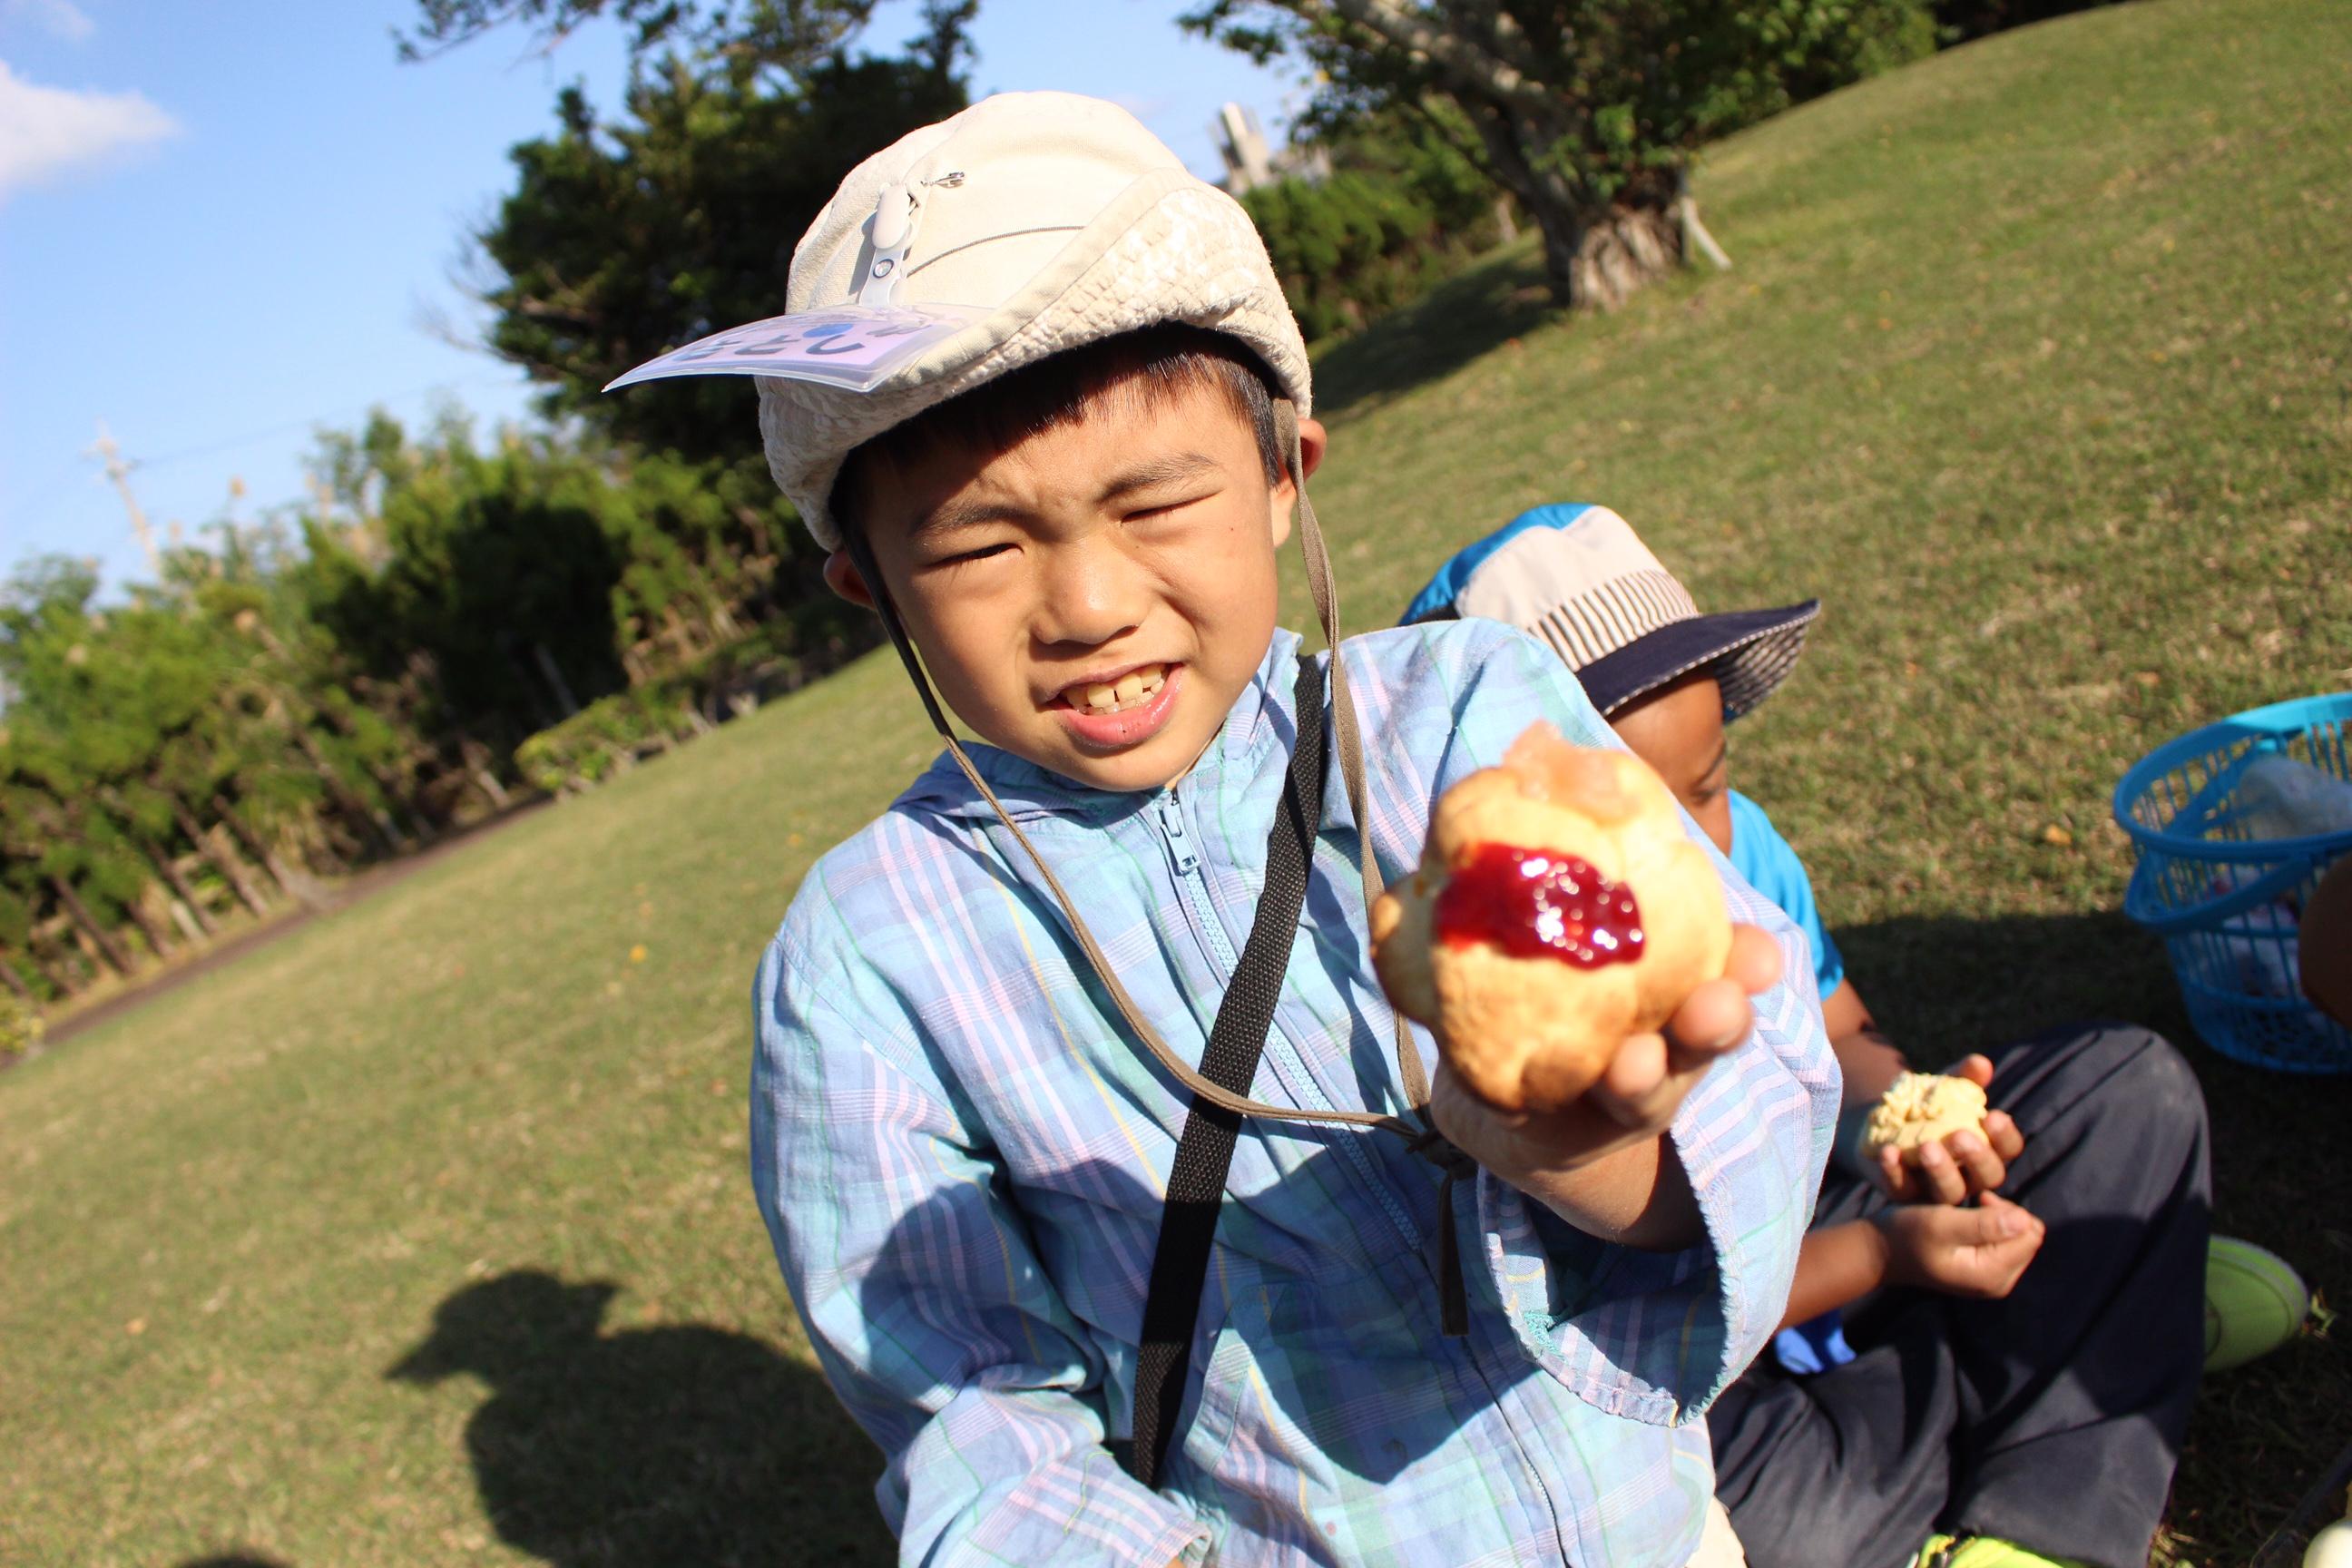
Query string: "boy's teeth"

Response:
xmin=1073 ymin=663 xmax=1167 ymax=713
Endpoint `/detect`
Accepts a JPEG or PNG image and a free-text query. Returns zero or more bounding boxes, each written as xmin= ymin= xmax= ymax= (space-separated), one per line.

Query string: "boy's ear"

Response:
xmin=1268 ymin=416 xmax=1328 ymax=549
xmin=821 ymin=549 xmax=877 ymax=610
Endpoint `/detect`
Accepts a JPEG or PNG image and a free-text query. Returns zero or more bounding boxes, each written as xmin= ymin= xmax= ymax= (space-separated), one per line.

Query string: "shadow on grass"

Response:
xmin=1832 ymin=906 xmax=2191 ymax=1064
xmin=1310 ymin=244 xmax=1556 ymax=424
xmin=387 ymin=1269 xmax=892 ymax=1568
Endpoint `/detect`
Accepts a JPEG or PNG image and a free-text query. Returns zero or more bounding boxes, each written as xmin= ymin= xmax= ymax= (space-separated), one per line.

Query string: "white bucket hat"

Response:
xmin=604 ymin=90 xmax=1310 ymax=550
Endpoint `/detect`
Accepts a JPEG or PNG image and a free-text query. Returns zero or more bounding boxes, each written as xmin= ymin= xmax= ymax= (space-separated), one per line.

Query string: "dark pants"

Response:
xmin=1710 ymin=1023 xmax=2211 ymax=1568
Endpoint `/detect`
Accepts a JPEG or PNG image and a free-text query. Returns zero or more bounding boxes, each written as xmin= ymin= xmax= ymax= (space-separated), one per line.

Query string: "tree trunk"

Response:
xmin=0 ymin=957 xmax=33 ymax=1001
xmin=1566 ymin=205 xmax=1681 ymax=312
xmin=48 ymin=875 xmax=134 ymax=976
xmin=509 ymin=651 xmax=561 ymax=730
xmin=121 ymin=886 xmax=179 ymax=963
xmin=534 ymin=642 xmax=582 ymax=719
xmin=24 ymin=936 xmax=79 ymax=997
xmin=143 ymin=838 xmax=220 ymax=936
xmin=456 ymin=732 xmax=512 ymax=811
xmin=660 ymin=606 xmax=699 ymax=662
xmin=173 ymin=796 xmax=270 ymax=916
xmin=1463 ymin=97 xmax=1686 ymax=310
xmin=1465 ymin=101 xmax=1583 ymax=303
xmin=212 ymin=796 xmax=308 ymax=904
xmin=24 ymin=926 xmax=84 ymax=1001
xmin=167 ymin=898 xmax=207 ymax=946
xmin=289 ymin=725 xmax=403 ymax=855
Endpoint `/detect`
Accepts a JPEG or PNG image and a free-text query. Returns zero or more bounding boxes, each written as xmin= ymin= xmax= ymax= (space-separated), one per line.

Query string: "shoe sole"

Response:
xmin=2205 ymin=1234 xmax=2308 ymax=1373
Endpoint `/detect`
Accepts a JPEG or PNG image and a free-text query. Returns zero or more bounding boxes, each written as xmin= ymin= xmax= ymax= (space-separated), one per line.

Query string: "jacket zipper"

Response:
xmin=1157 ymin=789 xmax=1239 ymax=974
xmin=1153 ymin=779 xmax=1424 ymax=1250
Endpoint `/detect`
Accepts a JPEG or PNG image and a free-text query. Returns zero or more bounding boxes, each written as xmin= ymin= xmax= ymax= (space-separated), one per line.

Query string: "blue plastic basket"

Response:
xmin=2112 ymin=692 xmax=2352 ymax=1073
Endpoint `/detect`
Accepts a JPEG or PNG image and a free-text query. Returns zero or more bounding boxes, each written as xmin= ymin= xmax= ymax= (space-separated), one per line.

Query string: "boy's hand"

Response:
xmin=1429 ymin=925 xmax=1782 ymax=1245
xmin=1869 ymin=1054 xmax=2025 ymax=1205
xmin=1877 ymin=1192 xmax=2044 ymax=1298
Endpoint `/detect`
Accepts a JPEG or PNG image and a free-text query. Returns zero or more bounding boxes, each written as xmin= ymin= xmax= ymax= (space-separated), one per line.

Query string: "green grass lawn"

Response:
xmin=5 ymin=1 xmax=2349 ymax=1563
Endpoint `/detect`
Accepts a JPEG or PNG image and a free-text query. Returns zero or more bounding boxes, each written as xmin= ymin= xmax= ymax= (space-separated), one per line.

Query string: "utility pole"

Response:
xmin=85 ymin=420 xmax=163 ymax=578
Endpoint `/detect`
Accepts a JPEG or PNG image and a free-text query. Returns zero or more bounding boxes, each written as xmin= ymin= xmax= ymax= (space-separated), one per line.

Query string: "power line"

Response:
xmin=3 ymin=372 xmax=533 ymax=566
xmin=118 ymin=372 xmax=531 ymax=475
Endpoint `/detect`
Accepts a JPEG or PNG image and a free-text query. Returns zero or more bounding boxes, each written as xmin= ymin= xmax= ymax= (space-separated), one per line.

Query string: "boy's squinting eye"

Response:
xmin=1123 ymin=485 xmax=1221 ymax=523
xmin=930 ymin=542 xmax=1014 ymax=569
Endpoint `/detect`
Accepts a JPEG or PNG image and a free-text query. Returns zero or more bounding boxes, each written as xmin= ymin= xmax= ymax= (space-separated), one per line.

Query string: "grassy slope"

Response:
xmin=5 ymin=2 xmax=2348 ymax=1563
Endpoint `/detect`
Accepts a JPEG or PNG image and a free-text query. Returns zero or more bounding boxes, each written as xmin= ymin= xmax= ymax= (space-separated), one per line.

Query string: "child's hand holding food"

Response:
xmin=1370 ymin=724 xmax=1782 ymax=1239
xmin=1862 ymin=1057 xmax=2026 ymax=1205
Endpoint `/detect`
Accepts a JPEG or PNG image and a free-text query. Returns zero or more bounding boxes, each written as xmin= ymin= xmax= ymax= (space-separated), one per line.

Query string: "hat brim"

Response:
xmin=604 ymin=302 xmax=992 ymax=397
xmin=1572 ymin=602 xmax=1821 ymax=721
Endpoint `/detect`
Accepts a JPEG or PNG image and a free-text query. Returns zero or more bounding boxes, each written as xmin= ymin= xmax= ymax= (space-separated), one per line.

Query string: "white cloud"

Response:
xmin=4 ymin=0 xmax=96 ymax=44
xmin=0 ymin=62 xmax=178 ymax=201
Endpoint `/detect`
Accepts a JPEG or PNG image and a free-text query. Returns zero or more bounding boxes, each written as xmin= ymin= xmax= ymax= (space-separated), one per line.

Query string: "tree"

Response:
xmin=416 ymin=1 xmax=968 ymax=476
xmin=1240 ymin=103 xmax=1507 ymax=341
xmin=400 ymin=0 xmax=881 ymax=74
xmin=1189 ymin=0 xmax=1932 ymax=309
xmin=462 ymin=42 xmax=966 ymax=467
xmin=406 ymin=0 xmax=973 ymax=608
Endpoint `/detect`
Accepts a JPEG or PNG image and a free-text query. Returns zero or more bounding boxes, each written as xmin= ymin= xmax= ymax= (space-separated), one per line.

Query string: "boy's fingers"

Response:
xmin=1723 ymin=924 xmax=1783 ymax=996
xmin=1663 ymin=977 xmax=1754 ymax=1064
xmin=1877 ymin=1144 xmax=1915 ymax=1200
xmin=1591 ymin=1033 xmax=1673 ymax=1124
xmin=1991 ymin=1219 xmax=2047 ymax=1280
xmin=1952 ymin=1054 xmax=1996 ymax=1089
xmin=1653 ymin=926 xmax=1779 ymax=1076
xmin=1914 ymin=1140 xmax=1968 ymax=1205
xmin=1972 ymin=1191 xmax=2032 ymax=1238
xmin=1944 ymin=1130 xmax=2007 ymax=1193
xmin=1983 ymin=1110 xmax=2025 ymax=1163
xmin=1977 ymin=1192 xmax=2045 ymax=1263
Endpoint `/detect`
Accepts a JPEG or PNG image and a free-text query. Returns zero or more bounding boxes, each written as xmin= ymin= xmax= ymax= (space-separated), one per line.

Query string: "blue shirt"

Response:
xmin=1726 ymin=789 xmax=1845 ymax=1004
xmin=752 ymin=621 xmax=1838 ymax=1566
xmin=1727 ymin=789 xmax=1858 ymax=1377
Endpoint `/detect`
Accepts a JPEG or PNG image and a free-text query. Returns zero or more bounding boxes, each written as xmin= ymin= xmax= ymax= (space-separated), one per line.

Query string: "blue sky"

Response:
xmin=0 ymin=0 xmax=1300 ymax=591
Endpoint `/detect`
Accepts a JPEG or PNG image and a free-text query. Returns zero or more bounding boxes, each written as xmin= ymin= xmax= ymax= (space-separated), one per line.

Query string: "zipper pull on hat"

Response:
xmin=857 ymin=181 xmax=916 ymax=306
xmin=857 ymin=170 xmax=961 ymax=307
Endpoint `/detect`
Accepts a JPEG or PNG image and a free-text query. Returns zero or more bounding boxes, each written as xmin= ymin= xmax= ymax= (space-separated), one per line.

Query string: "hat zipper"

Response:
xmin=857 ymin=168 xmax=965 ymax=308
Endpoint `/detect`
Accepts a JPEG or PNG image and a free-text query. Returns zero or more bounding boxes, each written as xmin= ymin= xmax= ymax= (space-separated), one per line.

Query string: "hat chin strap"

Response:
xmin=842 ymin=398 xmax=1440 ymax=1142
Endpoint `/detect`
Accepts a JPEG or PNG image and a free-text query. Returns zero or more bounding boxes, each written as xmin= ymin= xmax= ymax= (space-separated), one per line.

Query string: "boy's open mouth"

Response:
xmin=1054 ymin=662 xmax=1171 ymax=716
xmin=1050 ymin=662 xmax=1184 ymax=750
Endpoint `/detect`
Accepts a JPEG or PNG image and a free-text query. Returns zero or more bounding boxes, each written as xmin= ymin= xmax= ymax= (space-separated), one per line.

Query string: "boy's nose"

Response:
xmin=1033 ymin=536 xmax=1147 ymax=647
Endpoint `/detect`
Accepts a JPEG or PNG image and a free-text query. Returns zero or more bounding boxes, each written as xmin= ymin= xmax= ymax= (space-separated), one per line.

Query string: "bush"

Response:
xmin=514 ymin=595 xmax=871 ymax=797
xmin=0 ymin=989 xmax=44 ymax=1064
xmin=1240 ymin=116 xmax=1506 ymax=344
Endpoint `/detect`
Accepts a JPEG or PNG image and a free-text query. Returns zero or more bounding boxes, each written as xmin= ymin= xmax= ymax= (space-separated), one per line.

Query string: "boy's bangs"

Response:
xmin=833 ymin=325 xmax=1283 ymax=538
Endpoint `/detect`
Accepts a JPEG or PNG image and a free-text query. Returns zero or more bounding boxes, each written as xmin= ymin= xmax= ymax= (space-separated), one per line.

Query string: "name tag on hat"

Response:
xmin=604 ymin=303 xmax=986 ymax=395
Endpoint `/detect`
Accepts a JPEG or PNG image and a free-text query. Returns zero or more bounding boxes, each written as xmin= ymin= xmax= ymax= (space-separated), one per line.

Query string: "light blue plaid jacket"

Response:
xmin=752 ymin=620 xmax=1837 ymax=1567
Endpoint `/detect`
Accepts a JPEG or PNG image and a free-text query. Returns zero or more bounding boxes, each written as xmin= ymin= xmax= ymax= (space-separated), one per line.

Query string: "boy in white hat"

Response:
xmin=611 ymin=96 xmax=1837 ymax=1564
xmin=1405 ymin=505 xmax=2305 ymax=1568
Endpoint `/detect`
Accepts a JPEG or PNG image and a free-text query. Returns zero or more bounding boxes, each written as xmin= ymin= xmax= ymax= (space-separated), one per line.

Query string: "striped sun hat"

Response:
xmin=1400 ymin=503 xmax=1820 ymax=720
